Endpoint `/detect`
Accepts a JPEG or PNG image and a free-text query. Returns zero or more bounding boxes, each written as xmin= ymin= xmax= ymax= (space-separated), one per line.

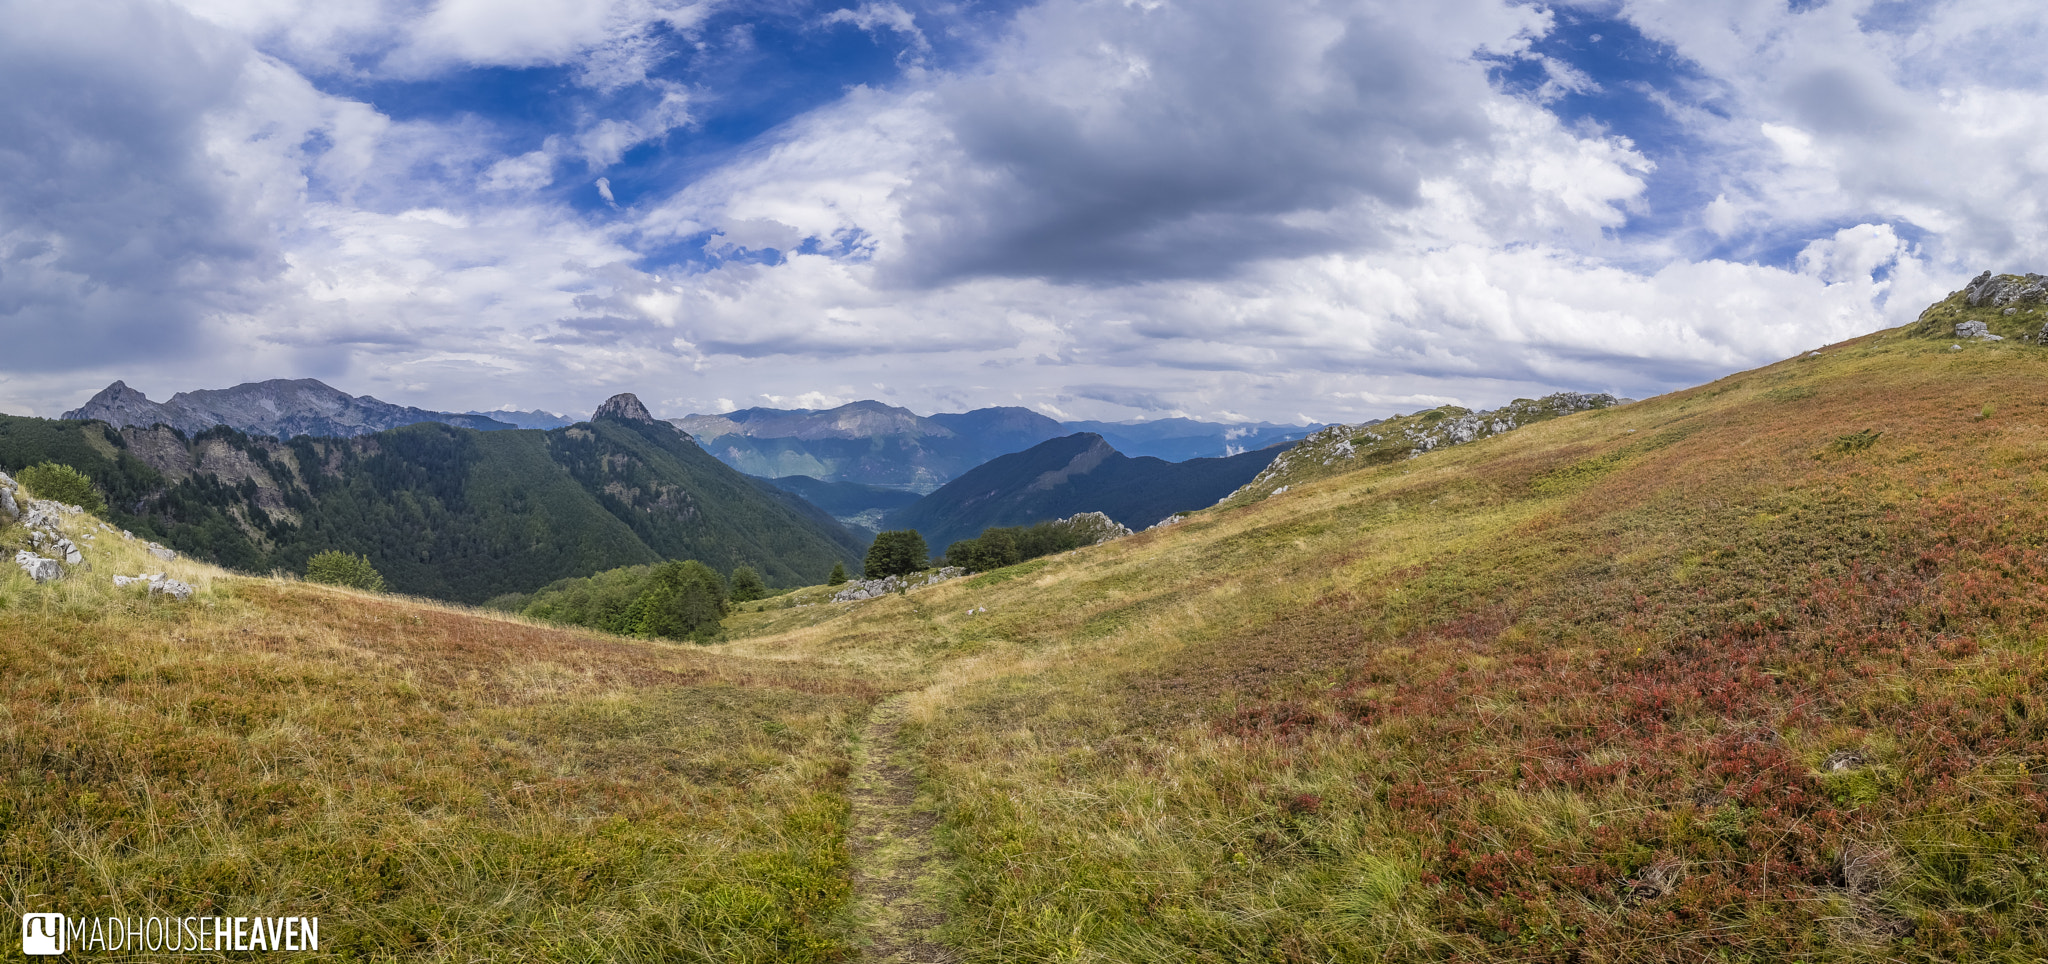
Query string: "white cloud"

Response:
xmin=823 ymin=2 xmax=930 ymax=62
xmin=6 ymin=0 xmax=2046 ymax=427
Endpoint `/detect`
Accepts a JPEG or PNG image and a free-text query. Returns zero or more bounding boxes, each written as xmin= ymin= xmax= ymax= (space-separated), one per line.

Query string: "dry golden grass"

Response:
xmin=11 ymin=329 xmax=2048 ymax=960
xmin=2 ymin=507 xmax=881 ymax=961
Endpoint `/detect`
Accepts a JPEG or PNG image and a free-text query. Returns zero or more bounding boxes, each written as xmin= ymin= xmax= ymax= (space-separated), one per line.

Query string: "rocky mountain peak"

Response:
xmin=594 ymin=393 xmax=657 ymax=423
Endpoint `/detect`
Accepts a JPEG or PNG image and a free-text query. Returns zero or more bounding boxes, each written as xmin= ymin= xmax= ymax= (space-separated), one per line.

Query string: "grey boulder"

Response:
xmin=14 ymin=550 xmax=61 ymax=583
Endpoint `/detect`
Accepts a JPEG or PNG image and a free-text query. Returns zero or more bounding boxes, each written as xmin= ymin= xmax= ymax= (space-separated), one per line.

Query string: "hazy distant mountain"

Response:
xmin=464 ymin=409 xmax=581 ymax=430
xmin=64 ymin=379 xmax=516 ymax=438
xmin=673 ymin=400 xmax=1068 ymax=491
xmin=756 ymin=475 xmax=924 ymax=534
xmin=674 ymin=400 xmax=1318 ymax=493
xmin=884 ymin=433 xmax=1283 ymax=551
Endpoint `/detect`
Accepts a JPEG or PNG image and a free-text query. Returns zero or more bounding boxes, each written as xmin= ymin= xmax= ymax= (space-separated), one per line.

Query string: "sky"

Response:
xmin=1 ymin=0 xmax=2043 ymax=425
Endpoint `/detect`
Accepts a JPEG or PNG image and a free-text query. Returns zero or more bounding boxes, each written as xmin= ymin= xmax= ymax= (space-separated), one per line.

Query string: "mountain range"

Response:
xmin=673 ymin=402 xmax=1071 ymax=491
xmin=462 ymin=409 xmax=582 ymax=430
xmin=64 ymin=379 xmax=519 ymax=438
xmin=4 ymin=393 xmax=860 ymax=602
xmin=883 ymin=432 xmax=1283 ymax=551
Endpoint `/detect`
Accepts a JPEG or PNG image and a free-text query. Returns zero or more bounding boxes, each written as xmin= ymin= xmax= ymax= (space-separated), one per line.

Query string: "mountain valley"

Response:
xmin=12 ymin=282 xmax=2048 ymax=959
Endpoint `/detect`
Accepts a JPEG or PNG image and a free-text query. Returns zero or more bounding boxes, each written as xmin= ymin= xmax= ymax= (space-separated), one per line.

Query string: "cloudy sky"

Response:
xmin=0 ymin=0 xmax=2040 ymax=424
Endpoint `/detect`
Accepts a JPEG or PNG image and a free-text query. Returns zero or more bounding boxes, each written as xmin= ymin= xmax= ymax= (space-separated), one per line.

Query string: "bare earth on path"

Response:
xmin=851 ymin=694 xmax=957 ymax=964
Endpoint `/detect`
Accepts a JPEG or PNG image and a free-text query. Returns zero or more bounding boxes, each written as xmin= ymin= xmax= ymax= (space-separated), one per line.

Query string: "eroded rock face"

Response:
xmin=594 ymin=393 xmax=657 ymax=423
xmin=0 ymin=473 xmax=17 ymax=522
xmin=1963 ymin=270 xmax=2048 ymax=309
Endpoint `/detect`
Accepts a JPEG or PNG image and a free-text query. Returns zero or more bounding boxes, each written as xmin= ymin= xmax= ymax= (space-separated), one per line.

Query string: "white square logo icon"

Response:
xmin=22 ymin=913 xmax=66 ymax=955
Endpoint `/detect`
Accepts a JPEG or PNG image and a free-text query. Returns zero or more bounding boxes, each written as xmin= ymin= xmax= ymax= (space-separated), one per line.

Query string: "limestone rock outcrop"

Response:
xmin=14 ymin=550 xmax=61 ymax=582
xmin=594 ymin=393 xmax=658 ymax=423
xmin=114 ymin=572 xmax=193 ymax=600
xmin=1962 ymin=270 xmax=2048 ymax=309
xmin=832 ymin=567 xmax=967 ymax=602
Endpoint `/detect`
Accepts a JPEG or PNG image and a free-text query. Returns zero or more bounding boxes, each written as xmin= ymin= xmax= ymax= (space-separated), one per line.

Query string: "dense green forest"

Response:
xmin=0 ymin=411 xmax=863 ymax=603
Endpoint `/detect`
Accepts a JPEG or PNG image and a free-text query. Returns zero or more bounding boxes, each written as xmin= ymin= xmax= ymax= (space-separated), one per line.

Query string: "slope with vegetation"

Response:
xmin=0 ymin=394 xmax=862 ymax=603
xmin=0 ymin=503 xmax=878 ymax=962
xmin=15 ymin=289 xmax=2048 ymax=960
xmin=885 ymin=432 xmax=1280 ymax=550
xmin=720 ymin=317 xmax=2048 ymax=960
xmin=1226 ymin=390 xmax=1619 ymax=504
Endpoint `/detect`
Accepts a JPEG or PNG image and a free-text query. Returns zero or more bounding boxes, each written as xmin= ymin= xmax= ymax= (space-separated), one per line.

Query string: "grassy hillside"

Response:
xmin=0 ymin=509 xmax=880 ymax=961
xmin=12 ymin=318 xmax=2048 ymax=960
xmin=722 ymin=327 xmax=2048 ymax=960
xmin=0 ymin=413 xmax=864 ymax=603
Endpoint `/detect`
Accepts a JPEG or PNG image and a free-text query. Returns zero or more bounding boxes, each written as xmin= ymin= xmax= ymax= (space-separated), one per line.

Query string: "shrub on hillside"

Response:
xmin=827 ymin=562 xmax=848 ymax=585
xmin=629 ymin=560 xmax=729 ymax=642
xmin=17 ymin=462 xmax=105 ymax=514
xmin=864 ymin=530 xmax=928 ymax=578
xmin=729 ymin=565 xmax=766 ymax=603
xmin=305 ymin=550 xmax=386 ymax=592
xmin=944 ymin=513 xmax=1131 ymax=572
xmin=521 ymin=566 xmax=655 ymax=634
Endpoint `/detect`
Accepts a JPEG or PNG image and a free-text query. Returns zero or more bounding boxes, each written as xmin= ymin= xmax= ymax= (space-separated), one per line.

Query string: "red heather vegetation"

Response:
xmin=10 ymin=321 xmax=2048 ymax=961
xmin=733 ymin=329 xmax=2048 ymax=961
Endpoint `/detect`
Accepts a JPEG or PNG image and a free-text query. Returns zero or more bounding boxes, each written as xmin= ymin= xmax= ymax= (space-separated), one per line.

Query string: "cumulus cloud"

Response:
xmin=0 ymin=0 xmax=274 ymax=371
xmin=1622 ymin=0 xmax=2048 ymax=271
xmin=3 ymin=0 xmax=2043 ymax=425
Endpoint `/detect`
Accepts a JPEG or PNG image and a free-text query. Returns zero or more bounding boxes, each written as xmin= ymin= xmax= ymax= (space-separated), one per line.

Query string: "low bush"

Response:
xmin=304 ymin=550 xmax=385 ymax=592
xmin=16 ymin=461 xmax=105 ymax=513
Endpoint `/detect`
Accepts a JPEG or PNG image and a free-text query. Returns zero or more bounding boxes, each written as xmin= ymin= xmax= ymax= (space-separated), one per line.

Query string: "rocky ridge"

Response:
xmin=1906 ymin=270 xmax=2048 ymax=343
xmin=1225 ymin=391 xmax=1620 ymax=504
xmin=62 ymin=378 xmax=517 ymax=439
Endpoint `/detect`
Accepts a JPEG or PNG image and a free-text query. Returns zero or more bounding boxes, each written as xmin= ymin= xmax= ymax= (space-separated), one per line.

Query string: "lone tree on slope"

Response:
xmin=863 ymin=530 xmax=928 ymax=579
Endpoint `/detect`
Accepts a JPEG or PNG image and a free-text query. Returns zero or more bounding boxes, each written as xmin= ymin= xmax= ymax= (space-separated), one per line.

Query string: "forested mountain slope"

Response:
xmin=883 ymin=432 xmax=1281 ymax=550
xmin=0 ymin=394 xmax=860 ymax=601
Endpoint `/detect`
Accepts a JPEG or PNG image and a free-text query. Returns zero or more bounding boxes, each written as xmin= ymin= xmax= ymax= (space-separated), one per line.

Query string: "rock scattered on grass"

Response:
xmin=1956 ymin=320 xmax=2004 ymax=341
xmin=14 ymin=550 xmax=62 ymax=583
xmin=833 ymin=567 xmax=967 ymax=602
xmin=114 ymin=572 xmax=194 ymax=601
xmin=1824 ymin=748 xmax=1871 ymax=772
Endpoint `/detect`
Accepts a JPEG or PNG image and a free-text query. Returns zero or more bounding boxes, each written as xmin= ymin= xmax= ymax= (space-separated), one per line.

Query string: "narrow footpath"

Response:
xmin=849 ymin=695 xmax=956 ymax=963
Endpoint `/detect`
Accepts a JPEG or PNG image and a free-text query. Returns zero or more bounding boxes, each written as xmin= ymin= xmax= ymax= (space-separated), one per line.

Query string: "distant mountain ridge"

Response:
xmin=673 ymin=401 xmax=1069 ymax=491
xmin=674 ymin=400 xmax=1322 ymax=491
xmin=64 ymin=379 xmax=516 ymax=439
xmin=463 ymin=409 xmax=581 ymax=430
xmin=884 ymin=432 xmax=1284 ymax=551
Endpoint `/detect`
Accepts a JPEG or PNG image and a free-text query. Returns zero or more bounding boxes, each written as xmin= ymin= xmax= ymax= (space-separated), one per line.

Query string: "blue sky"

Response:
xmin=1 ymin=0 xmax=2042 ymax=423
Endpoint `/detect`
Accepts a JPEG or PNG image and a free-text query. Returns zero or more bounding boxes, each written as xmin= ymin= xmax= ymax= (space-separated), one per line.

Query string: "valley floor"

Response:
xmin=8 ymin=329 xmax=2048 ymax=961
